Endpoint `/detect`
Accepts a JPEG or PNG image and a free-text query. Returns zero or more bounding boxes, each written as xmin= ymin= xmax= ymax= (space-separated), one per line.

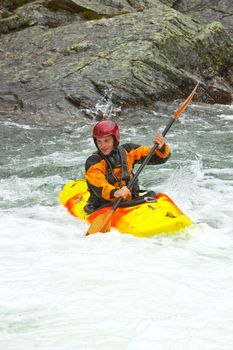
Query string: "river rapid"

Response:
xmin=1 ymin=102 xmax=233 ymax=350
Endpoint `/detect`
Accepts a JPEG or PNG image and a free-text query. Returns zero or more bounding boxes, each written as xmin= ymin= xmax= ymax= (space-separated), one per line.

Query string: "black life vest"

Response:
xmin=84 ymin=146 xmax=140 ymax=214
xmin=101 ymin=146 xmax=139 ymax=197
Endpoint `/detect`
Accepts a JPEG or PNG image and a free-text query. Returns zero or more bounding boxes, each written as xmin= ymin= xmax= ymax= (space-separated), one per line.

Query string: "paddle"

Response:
xmin=86 ymin=81 xmax=199 ymax=235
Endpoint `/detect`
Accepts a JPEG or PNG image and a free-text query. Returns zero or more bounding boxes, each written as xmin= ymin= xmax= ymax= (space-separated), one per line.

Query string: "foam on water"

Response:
xmin=1 ymin=205 xmax=232 ymax=350
xmin=1 ymin=103 xmax=233 ymax=350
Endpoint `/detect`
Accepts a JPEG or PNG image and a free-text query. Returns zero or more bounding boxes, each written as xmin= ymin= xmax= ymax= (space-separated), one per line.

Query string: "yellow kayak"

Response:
xmin=59 ymin=179 xmax=192 ymax=237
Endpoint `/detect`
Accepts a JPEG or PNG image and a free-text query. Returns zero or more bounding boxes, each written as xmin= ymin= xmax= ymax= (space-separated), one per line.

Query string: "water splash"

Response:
xmin=166 ymin=156 xmax=204 ymax=200
xmin=84 ymin=87 xmax=122 ymax=121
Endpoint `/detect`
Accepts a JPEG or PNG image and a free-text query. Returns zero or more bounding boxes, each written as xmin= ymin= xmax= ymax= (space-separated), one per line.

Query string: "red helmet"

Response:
xmin=93 ymin=120 xmax=120 ymax=142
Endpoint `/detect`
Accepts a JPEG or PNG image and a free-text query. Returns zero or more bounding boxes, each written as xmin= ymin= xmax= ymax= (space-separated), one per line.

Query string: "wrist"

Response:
xmin=110 ymin=188 xmax=119 ymax=198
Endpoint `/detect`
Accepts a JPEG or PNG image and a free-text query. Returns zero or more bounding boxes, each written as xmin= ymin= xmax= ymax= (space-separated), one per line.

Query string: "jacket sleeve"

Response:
xmin=84 ymin=157 xmax=118 ymax=201
xmin=124 ymin=143 xmax=170 ymax=165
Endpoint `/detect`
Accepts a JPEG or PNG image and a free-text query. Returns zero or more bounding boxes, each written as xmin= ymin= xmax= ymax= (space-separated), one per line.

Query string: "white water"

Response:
xmin=1 ymin=103 xmax=233 ymax=349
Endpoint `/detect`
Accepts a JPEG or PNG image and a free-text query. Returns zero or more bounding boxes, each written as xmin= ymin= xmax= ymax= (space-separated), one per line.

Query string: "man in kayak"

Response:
xmin=84 ymin=120 xmax=170 ymax=213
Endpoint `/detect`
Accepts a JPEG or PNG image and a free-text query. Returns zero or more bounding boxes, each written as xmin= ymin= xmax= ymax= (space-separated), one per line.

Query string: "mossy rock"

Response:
xmin=1 ymin=12 xmax=11 ymax=18
xmin=2 ymin=0 xmax=32 ymax=11
xmin=46 ymin=0 xmax=59 ymax=12
xmin=42 ymin=58 xmax=55 ymax=66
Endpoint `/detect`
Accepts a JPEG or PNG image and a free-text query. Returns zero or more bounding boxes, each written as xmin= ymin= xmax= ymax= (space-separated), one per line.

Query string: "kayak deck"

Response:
xmin=59 ymin=179 xmax=192 ymax=237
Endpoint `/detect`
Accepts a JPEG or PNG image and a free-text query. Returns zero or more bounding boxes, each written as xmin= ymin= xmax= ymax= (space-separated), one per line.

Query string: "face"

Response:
xmin=96 ymin=135 xmax=114 ymax=155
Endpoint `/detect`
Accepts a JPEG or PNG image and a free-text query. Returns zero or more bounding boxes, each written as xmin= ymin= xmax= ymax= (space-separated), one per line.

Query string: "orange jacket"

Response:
xmin=84 ymin=143 xmax=170 ymax=206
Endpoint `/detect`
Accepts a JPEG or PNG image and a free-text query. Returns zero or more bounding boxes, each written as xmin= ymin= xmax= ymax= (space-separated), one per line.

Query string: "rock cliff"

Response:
xmin=0 ymin=0 xmax=232 ymax=121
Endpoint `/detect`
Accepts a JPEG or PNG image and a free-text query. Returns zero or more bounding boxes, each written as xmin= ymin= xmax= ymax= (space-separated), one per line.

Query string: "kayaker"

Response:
xmin=84 ymin=120 xmax=170 ymax=213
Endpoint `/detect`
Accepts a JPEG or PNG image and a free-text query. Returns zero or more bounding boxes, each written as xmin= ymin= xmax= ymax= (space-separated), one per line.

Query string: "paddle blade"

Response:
xmin=173 ymin=81 xmax=199 ymax=120
xmin=86 ymin=210 xmax=114 ymax=235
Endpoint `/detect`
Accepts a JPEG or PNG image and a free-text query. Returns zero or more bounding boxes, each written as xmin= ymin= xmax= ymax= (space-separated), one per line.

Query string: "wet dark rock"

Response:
xmin=173 ymin=0 xmax=233 ymax=35
xmin=0 ymin=0 xmax=232 ymax=123
xmin=0 ymin=92 xmax=23 ymax=113
xmin=0 ymin=0 xmax=81 ymax=33
xmin=47 ymin=0 xmax=134 ymax=16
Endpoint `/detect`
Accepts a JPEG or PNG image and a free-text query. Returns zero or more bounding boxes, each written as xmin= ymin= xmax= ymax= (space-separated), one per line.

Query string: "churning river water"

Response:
xmin=1 ymin=102 xmax=233 ymax=350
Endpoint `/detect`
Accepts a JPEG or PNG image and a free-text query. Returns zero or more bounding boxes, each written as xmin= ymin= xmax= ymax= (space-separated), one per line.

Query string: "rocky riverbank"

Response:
xmin=0 ymin=0 xmax=232 ymax=124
